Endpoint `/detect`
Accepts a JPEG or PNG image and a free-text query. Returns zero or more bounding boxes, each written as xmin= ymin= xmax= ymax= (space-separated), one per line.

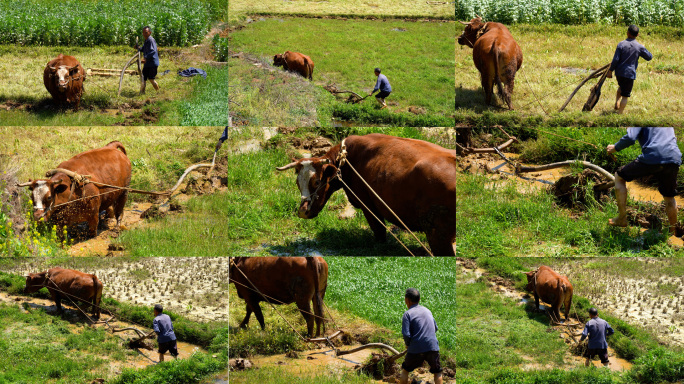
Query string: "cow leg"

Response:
xmin=252 ymin=303 xmax=267 ymax=330
xmin=533 ymin=292 xmax=540 ymax=312
xmin=87 ymin=217 xmax=98 ymax=238
xmin=360 ymin=208 xmax=387 ymax=242
xmin=426 ymin=228 xmax=456 ymax=256
xmin=564 ymin=296 xmax=572 ymax=321
xmin=239 ymin=306 xmax=252 ymax=329
xmin=481 ymin=71 xmax=494 ymax=105
xmin=114 ymin=191 xmax=128 ymax=227
xmin=296 ymin=300 xmax=315 ymax=337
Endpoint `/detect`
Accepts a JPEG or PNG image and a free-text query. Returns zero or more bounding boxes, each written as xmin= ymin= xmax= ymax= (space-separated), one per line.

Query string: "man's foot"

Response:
xmin=608 ymin=217 xmax=628 ymax=227
xmin=380 ymin=105 xmax=387 ymax=110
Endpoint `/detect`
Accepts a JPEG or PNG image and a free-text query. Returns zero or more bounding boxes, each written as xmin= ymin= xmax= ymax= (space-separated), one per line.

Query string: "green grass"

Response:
xmin=179 ymin=65 xmax=229 ymax=126
xmin=456 ymin=0 xmax=684 ymax=26
xmin=0 ymin=45 xmax=225 ymax=126
xmin=111 ymin=352 xmax=227 ymax=384
xmin=230 ymin=17 xmax=454 ymax=127
xmin=228 ymin=0 xmax=452 ymax=22
xmin=456 ymin=24 xmax=684 ymax=127
xmin=116 ymin=128 xmax=445 ymax=256
xmin=0 ymin=0 xmax=212 ymax=46
xmin=229 ymin=367 xmax=377 ymax=384
xmin=456 ymin=173 xmax=679 ymax=257
xmin=459 ymin=257 xmax=684 ymax=384
xmin=326 ymin=257 xmax=457 ymax=359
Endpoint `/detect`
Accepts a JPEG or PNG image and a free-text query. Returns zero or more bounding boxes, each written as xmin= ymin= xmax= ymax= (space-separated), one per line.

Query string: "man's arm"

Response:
xmin=370 ymin=77 xmax=380 ymax=95
xmin=153 ymin=318 xmax=161 ymax=334
xmin=612 ymin=127 xmax=641 ymax=152
xmin=605 ymin=323 xmax=615 ymax=337
xmin=608 ymin=46 xmax=622 ymax=72
xmin=402 ymin=313 xmax=411 ymax=347
xmin=579 ymin=324 xmax=589 ymax=342
xmin=640 ymin=46 xmax=653 ymax=61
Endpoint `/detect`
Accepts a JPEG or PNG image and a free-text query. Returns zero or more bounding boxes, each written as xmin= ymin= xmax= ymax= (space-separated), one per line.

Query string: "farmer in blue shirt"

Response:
xmin=578 ymin=308 xmax=614 ymax=367
xmin=607 ymin=25 xmax=653 ymax=114
xmin=369 ymin=68 xmax=392 ymax=109
xmin=152 ymin=304 xmax=178 ymax=362
xmin=400 ymin=288 xmax=442 ymax=384
xmin=135 ymin=26 xmax=160 ymax=94
xmin=607 ymin=128 xmax=682 ymax=233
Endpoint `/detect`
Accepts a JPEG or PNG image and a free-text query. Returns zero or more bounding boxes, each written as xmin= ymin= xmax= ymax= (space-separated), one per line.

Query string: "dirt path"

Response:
xmin=455 ymin=258 xmax=633 ymax=372
xmin=0 ymin=291 xmax=206 ymax=374
xmin=5 ymin=257 xmax=230 ymax=323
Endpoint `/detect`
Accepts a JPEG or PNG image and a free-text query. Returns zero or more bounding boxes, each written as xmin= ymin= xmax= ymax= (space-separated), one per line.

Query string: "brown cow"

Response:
xmin=273 ymin=51 xmax=314 ymax=80
xmin=24 ymin=267 xmax=103 ymax=319
xmin=457 ymin=17 xmax=523 ymax=110
xmin=276 ymin=134 xmax=456 ymax=256
xmin=18 ymin=141 xmax=132 ymax=239
xmin=229 ymin=257 xmax=328 ymax=337
xmin=525 ymin=265 xmax=573 ymax=323
xmin=43 ymin=54 xmax=86 ymax=110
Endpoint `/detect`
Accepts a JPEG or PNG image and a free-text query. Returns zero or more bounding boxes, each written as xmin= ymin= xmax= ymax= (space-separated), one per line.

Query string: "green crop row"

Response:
xmin=0 ymin=0 xmax=211 ymax=46
xmin=456 ymin=0 xmax=684 ymax=26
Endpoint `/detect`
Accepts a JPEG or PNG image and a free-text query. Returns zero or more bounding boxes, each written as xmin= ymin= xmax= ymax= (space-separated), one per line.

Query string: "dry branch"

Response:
xmin=559 ymin=64 xmax=610 ymax=112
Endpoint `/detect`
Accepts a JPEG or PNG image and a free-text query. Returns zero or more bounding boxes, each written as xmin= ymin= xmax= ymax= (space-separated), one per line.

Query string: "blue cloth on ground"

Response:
xmin=178 ymin=67 xmax=207 ymax=79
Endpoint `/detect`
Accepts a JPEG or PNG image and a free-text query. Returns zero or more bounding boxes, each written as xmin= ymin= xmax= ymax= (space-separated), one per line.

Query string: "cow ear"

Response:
xmin=54 ymin=183 xmax=69 ymax=195
xmin=322 ymin=164 xmax=337 ymax=179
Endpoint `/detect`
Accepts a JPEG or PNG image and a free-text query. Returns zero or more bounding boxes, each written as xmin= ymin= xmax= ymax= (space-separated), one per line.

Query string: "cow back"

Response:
xmin=532 ymin=266 xmax=572 ymax=302
xmin=48 ymin=267 xmax=99 ymax=303
xmin=232 ymin=257 xmax=328 ymax=305
xmin=473 ymin=23 xmax=522 ymax=71
xmin=342 ymin=134 xmax=455 ymax=231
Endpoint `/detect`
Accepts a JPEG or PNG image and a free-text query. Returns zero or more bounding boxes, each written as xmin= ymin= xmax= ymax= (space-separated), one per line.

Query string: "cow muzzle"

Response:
xmin=297 ymin=200 xmax=318 ymax=219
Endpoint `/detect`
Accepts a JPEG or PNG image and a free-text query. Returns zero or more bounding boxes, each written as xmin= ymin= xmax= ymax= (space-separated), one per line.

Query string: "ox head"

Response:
xmin=524 ymin=269 xmax=537 ymax=292
xmin=18 ymin=173 xmax=74 ymax=222
xmin=24 ymin=272 xmax=48 ymax=294
xmin=457 ymin=16 xmax=485 ymax=48
xmin=276 ymin=156 xmax=341 ymax=219
xmin=48 ymin=64 xmax=79 ymax=92
xmin=273 ymin=54 xmax=286 ymax=68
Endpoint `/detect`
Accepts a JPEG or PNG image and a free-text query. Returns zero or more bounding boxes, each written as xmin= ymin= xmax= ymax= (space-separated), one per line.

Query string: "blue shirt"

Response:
xmin=153 ymin=314 xmax=176 ymax=343
xmin=139 ymin=36 xmax=159 ymax=68
xmin=614 ymin=127 xmax=682 ymax=165
xmin=609 ymin=38 xmax=652 ymax=80
xmin=401 ymin=304 xmax=439 ymax=354
xmin=580 ymin=316 xmax=614 ymax=349
xmin=373 ymin=74 xmax=392 ymax=93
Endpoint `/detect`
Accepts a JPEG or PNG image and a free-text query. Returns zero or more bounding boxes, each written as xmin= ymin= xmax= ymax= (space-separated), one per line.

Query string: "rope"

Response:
xmin=336 ymin=140 xmax=434 ymax=256
xmin=230 ymin=259 xmax=307 ymax=342
xmin=521 ymin=70 xmax=549 ymax=115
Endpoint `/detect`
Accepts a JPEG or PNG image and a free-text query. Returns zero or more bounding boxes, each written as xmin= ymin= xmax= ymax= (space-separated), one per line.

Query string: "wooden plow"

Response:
xmin=559 ymin=63 xmax=611 ymax=112
xmin=85 ymin=37 xmax=145 ymax=96
xmin=323 ymin=84 xmax=370 ymax=104
xmin=112 ymin=326 xmax=155 ymax=350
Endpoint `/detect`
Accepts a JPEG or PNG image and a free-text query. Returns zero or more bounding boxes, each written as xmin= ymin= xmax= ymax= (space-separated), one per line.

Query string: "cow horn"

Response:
xmin=276 ymin=162 xmax=298 ymax=171
xmin=17 ymin=181 xmax=32 ymax=187
xmin=46 ymin=168 xmax=78 ymax=179
xmin=458 ymin=20 xmax=471 ymax=25
xmin=48 ymin=65 xmax=56 ymax=71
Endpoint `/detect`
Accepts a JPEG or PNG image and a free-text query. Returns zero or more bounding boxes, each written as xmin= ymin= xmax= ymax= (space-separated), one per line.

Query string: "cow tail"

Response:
xmin=492 ymin=41 xmax=505 ymax=104
xmin=309 ymin=257 xmax=324 ymax=334
xmin=106 ymin=141 xmax=127 ymax=155
xmin=305 ymin=58 xmax=313 ymax=81
xmin=93 ymin=275 xmax=103 ymax=318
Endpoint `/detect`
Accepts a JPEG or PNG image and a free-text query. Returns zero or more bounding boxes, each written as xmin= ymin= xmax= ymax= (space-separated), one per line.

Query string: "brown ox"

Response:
xmin=276 ymin=133 xmax=456 ymax=256
xmin=43 ymin=54 xmax=86 ymax=110
xmin=457 ymin=17 xmax=523 ymax=110
xmin=525 ymin=265 xmax=573 ymax=323
xmin=24 ymin=267 xmax=103 ymax=319
xmin=229 ymin=257 xmax=328 ymax=337
xmin=273 ymin=51 xmax=314 ymax=80
xmin=18 ymin=141 xmax=132 ymax=239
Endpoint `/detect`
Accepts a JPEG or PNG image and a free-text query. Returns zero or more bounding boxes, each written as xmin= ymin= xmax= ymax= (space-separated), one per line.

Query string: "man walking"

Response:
xmin=578 ymin=308 xmax=614 ymax=367
xmin=152 ymin=304 xmax=178 ymax=362
xmin=607 ymin=25 xmax=653 ymax=114
xmin=399 ymin=288 xmax=442 ymax=384
xmin=135 ymin=26 xmax=160 ymax=94
xmin=369 ymin=68 xmax=392 ymax=109
xmin=607 ymin=127 xmax=681 ymax=234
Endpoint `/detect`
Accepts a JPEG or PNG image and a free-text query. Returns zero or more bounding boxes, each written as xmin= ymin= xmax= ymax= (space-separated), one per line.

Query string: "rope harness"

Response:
xmin=332 ymin=140 xmax=434 ymax=257
xmin=229 ymin=258 xmax=341 ymax=343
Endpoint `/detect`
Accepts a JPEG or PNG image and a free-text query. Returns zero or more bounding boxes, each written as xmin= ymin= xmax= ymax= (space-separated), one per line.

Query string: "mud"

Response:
xmin=552 ymin=169 xmax=612 ymax=209
xmin=456 ymin=259 xmax=634 ymax=371
xmin=0 ymin=291 xmax=206 ymax=374
xmin=5 ymin=257 xmax=230 ymax=323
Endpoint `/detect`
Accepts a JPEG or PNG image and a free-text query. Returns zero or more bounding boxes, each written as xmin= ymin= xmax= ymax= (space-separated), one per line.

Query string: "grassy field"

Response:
xmin=456 ymin=128 xmax=684 ymax=257
xmin=447 ymin=257 xmax=684 ymax=383
xmin=230 ymin=17 xmax=454 ymax=127
xmin=455 ymin=24 xmax=684 ymax=128
xmin=229 ymin=257 xmax=456 ymax=382
xmin=0 ymin=44 xmax=227 ymax=126
xmin=115 ymin=128 xmax=452 ymax=257
xmin=228 ymin=0 xmax=453 ymax=22
xmin=0 ymin=269 xmax=228 ymax=384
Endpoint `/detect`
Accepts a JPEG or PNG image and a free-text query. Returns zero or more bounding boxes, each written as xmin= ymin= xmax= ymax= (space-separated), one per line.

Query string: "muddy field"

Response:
xmin=3 ymin=257 xmax=229 ymax=323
